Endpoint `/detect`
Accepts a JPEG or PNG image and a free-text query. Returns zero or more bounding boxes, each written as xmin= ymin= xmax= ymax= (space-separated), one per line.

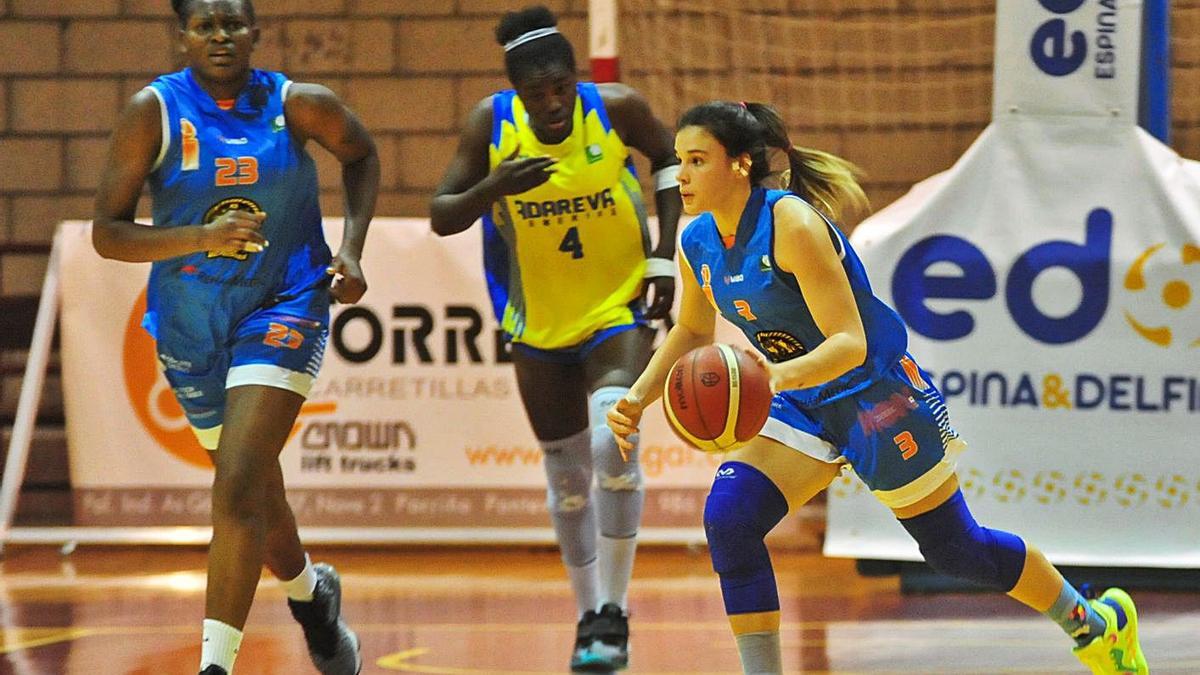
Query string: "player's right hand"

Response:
xmin=607 ymin=395 xmax=645 ymax=461
xmin=199 ymin=210 xmax=268 ymax=256
xmin=487 ymin=145 xmax=556 ymax=196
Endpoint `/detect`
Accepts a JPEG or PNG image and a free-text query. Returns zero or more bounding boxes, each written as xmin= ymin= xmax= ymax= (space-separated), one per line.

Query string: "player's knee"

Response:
xmin=900 ymin=491 xmax=1026 ymax=591
xmin=703 ymin=462 xmax=788 ymax=576
xmin=212 ymin=467 xmax=266 ymax=526
xmin=594 ymin=426 xmax=643 ymax=494
xmin=541 ymin=430 xmax=594 ymax=515
xmin=704 ymin=462 xmax=788 ymax=615
xmin=545 ymin=465 xmax=592 ymax=515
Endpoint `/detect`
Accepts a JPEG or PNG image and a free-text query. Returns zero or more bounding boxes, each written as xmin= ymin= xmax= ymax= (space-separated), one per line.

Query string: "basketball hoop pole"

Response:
xmin=589 ymin=0 xmax=619 ymax=82
xmin=0 ymin=228 xmax=62 ymax=557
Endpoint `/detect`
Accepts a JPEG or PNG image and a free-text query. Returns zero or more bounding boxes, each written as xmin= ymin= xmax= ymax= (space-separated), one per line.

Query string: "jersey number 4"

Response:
xmin=214 ymin=157 xmax=259 ymax=187
xmin=558 ymin=226 xmax=584 ymax=259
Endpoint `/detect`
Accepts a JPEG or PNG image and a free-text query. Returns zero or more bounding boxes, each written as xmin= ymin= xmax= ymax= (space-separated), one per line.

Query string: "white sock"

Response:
xmin=597 ymin=535 xmax=637 ymax=609
xmin=735 ymin=631 xmax=782 ymax=675
xmin=279 ymin=553 xmax=317 ymax=602
xmin=200 ymin=619 xmax=243 ymax=673
xmin=566 ymin=559 xmax=599 ymax=618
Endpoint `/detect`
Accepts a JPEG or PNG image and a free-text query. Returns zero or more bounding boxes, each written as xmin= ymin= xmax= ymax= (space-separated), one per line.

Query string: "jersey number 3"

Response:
xmin=214 ymin=157 xmax=259 ymax=187
xmin=559 ymin=226 xmax=584 ymax=259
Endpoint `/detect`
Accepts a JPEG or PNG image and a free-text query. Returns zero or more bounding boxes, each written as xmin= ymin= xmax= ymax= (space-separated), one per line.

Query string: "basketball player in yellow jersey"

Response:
xmin=430 ymin=6 xmax=681 ymax=672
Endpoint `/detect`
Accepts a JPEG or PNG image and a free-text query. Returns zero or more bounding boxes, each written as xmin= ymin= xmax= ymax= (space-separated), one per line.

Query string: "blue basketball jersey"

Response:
xmin=143 ymin=68 xmax=330 ymax=356
xmin=680 ymin=188 xmax=907 ymax=407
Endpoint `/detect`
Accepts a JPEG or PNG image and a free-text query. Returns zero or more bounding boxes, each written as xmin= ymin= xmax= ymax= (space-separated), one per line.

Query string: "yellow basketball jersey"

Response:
xmin=482 ymin=83 xmax=649 ymax=350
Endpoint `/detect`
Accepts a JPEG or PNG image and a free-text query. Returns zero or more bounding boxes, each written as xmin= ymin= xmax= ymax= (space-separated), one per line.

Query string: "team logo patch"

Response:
xmin=272 ymin=114 xmax=286 ymax=132
xmin=755 ymin=330 xmax=805 ymax=362
xmin=585 ymin=143 xmax=603 ymax=163
xmin=203 ymin=197 xmax=264 ymax=260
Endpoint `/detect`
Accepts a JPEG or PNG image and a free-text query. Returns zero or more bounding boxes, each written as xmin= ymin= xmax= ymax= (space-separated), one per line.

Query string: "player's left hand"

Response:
xmin=327 ymin=253 xmax=367 ymax=304
xmin=743 ymin=348 xmax=786 ymax=393
xmin=641 ymin=276 xmax=675 ymax=320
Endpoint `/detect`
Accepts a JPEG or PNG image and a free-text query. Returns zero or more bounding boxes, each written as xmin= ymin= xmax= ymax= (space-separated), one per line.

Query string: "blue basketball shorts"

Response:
xmin=511 ymin=313 xmax=648 ymax=365
xmin=760 ymin=354 xmax=966 ymax=509
xmin=157 ymin=285 xmax=330 ymax=450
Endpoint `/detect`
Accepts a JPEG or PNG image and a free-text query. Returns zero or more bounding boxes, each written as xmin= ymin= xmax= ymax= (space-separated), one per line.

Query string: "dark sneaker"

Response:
xmin=569 ymin=609 xmax=600 ymax=672
xmin=287 ymin=562 xmax=362 ymax=675
xmin=199 ymin=666 xmax=228 ymax=675
xmin=578 ymin=602 xmax=630 ymax=672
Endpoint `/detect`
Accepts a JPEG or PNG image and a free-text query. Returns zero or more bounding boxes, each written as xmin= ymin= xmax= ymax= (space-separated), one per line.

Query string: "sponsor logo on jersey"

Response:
xmin=513 ymin=188 xmax=616 ymax=221
xmin=203 ymin=197 xmax=264 ymax=261
xmin=180 ymin=118 xmax=200 ymax=171
xmin=755 ymin=330 xmax=805 ymax=362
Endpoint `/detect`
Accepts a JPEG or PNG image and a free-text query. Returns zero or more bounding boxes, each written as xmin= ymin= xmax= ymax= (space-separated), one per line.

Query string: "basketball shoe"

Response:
xmin=288 ymin=562 xmax=362 ymax=675
xmin=1073 ymin=587 xmax=1149 ymax=675
xmin=573 ymin=602 xmax=630 ymax=672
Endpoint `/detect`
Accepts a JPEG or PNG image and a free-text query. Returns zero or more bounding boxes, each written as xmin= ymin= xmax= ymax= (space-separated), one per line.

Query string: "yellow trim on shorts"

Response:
xmin=871 ymin=437 xmax=968 ymax=509
xmin=192 ymin=424 xmax=222 ymax=451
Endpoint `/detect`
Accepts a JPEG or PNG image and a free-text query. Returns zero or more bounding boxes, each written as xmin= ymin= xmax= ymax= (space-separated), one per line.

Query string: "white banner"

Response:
xmin=827 ymin=0 xmax=1200 ymax=569
xmin=58 ymin=219 xmax=795 ymax=543
xmin=993 ymin=0 xmax=1141 ymax=121
xmin=825 ymin=122 xmax=1200 ymax=567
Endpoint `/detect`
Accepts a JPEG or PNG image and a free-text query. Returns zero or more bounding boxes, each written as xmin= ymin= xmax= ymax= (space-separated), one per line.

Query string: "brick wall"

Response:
xmin=2 ymin=2 xmax=1198 ymax=268
xmin=1 ymin=2 xmax=1198 ymax=283
xmin=0 ymin=2 xmax=1198 ymax=522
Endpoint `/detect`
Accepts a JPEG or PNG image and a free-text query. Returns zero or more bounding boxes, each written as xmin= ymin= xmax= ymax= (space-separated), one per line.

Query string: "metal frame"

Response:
xmin=0 ymin=234 xmax=61 ymax=557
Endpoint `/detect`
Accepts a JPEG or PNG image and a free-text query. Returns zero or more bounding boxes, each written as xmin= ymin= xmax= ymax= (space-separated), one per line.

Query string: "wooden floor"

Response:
xmin=0 ymin=546 xmax=1197 ymax=674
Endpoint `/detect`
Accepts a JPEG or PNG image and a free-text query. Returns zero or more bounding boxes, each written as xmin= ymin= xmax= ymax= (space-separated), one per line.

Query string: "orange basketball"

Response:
xmin=662 ymin=343 xmax=773 ymax=453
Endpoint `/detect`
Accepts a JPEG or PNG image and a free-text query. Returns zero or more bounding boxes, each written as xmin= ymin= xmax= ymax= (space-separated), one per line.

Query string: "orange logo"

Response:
xmin=1122 ymin=243 xmax=1199 ymax=347
xmin=181 ymin=118 xmax=199 ymax=171
xmin=700 ymin=264 xmax=718 ymax=310
xmin=123 ymin=288 xmax=211 ymax=468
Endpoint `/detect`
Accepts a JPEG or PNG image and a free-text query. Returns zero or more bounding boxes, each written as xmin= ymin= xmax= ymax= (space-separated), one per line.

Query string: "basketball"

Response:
xmin=662 ymin=343 xmax=773 ymax=453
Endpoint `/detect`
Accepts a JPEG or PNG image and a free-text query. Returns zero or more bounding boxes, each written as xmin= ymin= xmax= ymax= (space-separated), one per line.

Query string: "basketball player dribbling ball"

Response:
xmin=607 ymin=100 xmax=1147 ymax=675
xmin=92 ymin=1 xmax=377 ymax=672
xmin=429 ymin=5 xmax=683 ymax=671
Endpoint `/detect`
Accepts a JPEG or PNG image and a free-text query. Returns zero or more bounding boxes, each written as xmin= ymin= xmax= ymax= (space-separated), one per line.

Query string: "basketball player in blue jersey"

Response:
xmin=607 ymin=101 xmax=1148 ymax=675
xmin=430 ymin=6 xmax=681 ymax=671
xmin=91 ymin=2 xmax=377 ymax=674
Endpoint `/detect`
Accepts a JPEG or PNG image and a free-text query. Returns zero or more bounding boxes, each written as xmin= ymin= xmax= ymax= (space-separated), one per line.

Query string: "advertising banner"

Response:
xmin=826 ymin=0 xmax=1200 ymax=566
xmin=59 ymin=219 xmax=761 ymax=543
xmin=993 ymin=0 xmax=1140 ymax=121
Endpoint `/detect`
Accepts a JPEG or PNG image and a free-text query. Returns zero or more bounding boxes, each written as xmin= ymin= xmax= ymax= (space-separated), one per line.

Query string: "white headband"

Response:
xmin=503 ymin=27 xmax=560 ymax=52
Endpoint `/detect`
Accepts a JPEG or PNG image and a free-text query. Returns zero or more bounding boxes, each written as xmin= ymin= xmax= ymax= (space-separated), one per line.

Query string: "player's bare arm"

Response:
xmin=285 ymin=82 xmax=379 ymax=303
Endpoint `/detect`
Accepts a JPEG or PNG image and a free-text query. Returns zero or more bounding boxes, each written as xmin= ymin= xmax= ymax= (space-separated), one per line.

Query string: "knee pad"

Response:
xmin=704 ymin=462 xmax=789 ymax=615
xmin=899 ymin=490 xmax=1027 ymax=592
xmin=543 ymin=429 xmax=594 ymax=515
xmin=590 ymin=387 xmax=644 ymax=538
xmin=542 ymin=430 xmax=597 ymax=567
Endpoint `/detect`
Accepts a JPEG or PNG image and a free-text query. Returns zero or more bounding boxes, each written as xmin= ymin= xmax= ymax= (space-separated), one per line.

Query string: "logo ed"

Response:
xmin=892 ymin=208 xmax=1198 ymax=348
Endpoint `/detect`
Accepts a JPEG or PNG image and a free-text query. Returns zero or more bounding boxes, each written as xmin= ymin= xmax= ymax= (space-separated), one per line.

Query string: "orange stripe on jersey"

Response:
xmin=721 ymin=234 xmax=736 ymax=249
xmin=216 ymin=99 xmax=235 ymax=110
xmin=900 ymin=355 xmax=928 ymax=390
